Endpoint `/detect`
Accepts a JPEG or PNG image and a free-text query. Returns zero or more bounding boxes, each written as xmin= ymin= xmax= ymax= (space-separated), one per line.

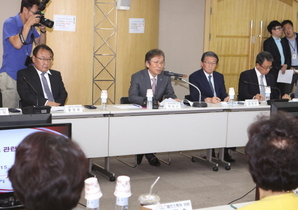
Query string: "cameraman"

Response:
xmin=0 ymin=0 xmax=47 ymax=108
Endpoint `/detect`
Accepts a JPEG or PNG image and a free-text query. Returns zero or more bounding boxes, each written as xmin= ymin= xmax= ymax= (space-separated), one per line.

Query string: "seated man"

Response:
xmin=189 ymin=51 xmax=229 ymax=103
xmin=239 ymin=112 xmax=298 ymax=210
xmin=189 ymin=51 xmax=234 ymax=163
xmin=128 ymin=49 xmax=180 ymax=166
xmin=238 ymin=51 xmax=282 ymax=102
xmin=17 ymin=44 xmax=68 ymax=107
xmin=8 ymin=131 xmax=88 ymax=210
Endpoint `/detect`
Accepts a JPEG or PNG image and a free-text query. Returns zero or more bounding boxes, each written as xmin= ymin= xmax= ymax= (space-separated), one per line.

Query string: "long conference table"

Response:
xmin=50 ymin=103 xmax=270 ymax=180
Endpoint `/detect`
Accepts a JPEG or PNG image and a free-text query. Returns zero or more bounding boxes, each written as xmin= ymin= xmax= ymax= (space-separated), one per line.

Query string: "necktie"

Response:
xmin=151 ymin=77 xmax=157 ymax=95
xmin=208 ymin=75 xmax=214 ymax=96
xmin=41 ymin=72 xmax=54 ymax=102
xmin=260 ymin=75 xmax=265 ymax=99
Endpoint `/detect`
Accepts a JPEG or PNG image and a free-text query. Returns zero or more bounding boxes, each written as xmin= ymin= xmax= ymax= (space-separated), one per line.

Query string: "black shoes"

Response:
xmin=147 ymin=156 xmax=161 ymax=166
xmin=224 ymin=155 xmax=235 ymax=163
xmin=136 ymin=154 xmax=161 ymax=166
xmin=137 ymin=154 xmax=144 ymax=165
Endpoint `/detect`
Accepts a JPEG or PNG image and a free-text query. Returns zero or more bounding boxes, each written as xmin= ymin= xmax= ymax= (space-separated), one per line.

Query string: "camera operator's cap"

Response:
xmin=114 ymin=175 xmax=131 ymax=198
xmin=84 ymin=177 xmax=102 ymax=200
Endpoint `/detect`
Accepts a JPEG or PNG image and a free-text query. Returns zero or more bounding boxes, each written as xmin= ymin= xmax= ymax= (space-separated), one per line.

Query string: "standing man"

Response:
xmin=238 ymin=51 xmax=280 ymax=102
xmin=281 ymin=20 xmax=298 ymax=94
xmin=0 ymin=0 xmax=47 ymax=108
xmin=263 ymin=20 xmax=290 ymax=95
xmin=189 ymin=51 xmax=229 ymax=103
xmin=189 ymin=51 xmax=234 ymax=163
xmin=17 ymin=44 xmax=67 ymax=107
xmin=128 ymin=49 xmax=179 ymax=166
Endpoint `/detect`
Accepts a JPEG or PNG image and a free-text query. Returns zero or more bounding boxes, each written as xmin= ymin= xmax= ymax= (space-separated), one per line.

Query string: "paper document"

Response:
xmin=159 ymin=98 xmax=177 ymax=107
xmin=277 ymin=69 xmax=293 ymax=84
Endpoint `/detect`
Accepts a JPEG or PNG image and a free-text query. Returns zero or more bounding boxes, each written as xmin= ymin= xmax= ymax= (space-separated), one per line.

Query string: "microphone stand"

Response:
xmin=178 ymin=78 xmax=207 ymax=107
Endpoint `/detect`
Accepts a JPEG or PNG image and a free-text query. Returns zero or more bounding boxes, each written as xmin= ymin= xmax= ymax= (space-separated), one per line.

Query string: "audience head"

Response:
xmin=32 ymin=44 xmax=54 ymax=72
xmin=20 ymin=0 xmax=40 ymax=13
xmin=8 ymin=132 xmax=88 ymax=210
xmin=255 ymin=51 xmax=273 ymax=75
xmin=145 ymin=49 xmax=165 ymax=77
xmin=200 ymin=51 xmax=219 ymax=75
xmin=267 ymin=20 xmax=283 ymax=36
xmin=281 ymin=20 xmax=295 ymax=39
xmin=245 ymin=112 xmax=298 ymax=192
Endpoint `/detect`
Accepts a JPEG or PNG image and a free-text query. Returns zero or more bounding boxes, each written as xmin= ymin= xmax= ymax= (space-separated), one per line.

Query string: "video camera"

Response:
xmin=34 ymin=0 xmax=54 ymax=28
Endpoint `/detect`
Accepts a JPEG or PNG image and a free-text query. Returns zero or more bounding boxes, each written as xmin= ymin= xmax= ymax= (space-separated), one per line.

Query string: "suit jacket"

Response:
xmin=282 ymin=32 xmax=298 ymax=67
xmin=17 ymin=65 xmax=68 ymax=107
xmin=238 ymin=68 xmax=279 ymax=101
xmin=189 ymin=69 xmax=228 ymax=101
xmin=263 ymin=36 xmax=291 ymax=79
xmin=128 ymin=69 xmax=177 ymax=105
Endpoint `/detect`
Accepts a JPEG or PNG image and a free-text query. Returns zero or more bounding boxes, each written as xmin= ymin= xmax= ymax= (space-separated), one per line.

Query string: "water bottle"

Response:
xmin=228 ymin=87 xmax=235 ymax=106
xmin=146 ymin=89 xmax=153 ymax=109
xmin=115 ymin=197 xmax=129 ymax=210
xmin=86 ymin=199 xmax=100 ymax=210
xmin=101 ymin=90 xmax=108 ymax=111
xmin=84 ymin=177 xmax=102 ymax=210
xmin=265 ymin=86 xmax=271 ymax=102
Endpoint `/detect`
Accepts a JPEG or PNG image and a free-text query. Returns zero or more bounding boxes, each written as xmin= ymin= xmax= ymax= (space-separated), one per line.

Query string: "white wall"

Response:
xmin=0 ymin=0 xmax=20 ymax=65
xmin=159 ymin=0 xmax=205 ymax=99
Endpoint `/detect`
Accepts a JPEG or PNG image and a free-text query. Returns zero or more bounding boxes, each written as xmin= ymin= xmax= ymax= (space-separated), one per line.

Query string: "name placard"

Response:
xmin=159 ymin=200 xmax=192 ymax=210
xmin=0 ymin=108 xmax=9 ymax=115
xmin=64 ymin=105 xmax=83 ymax=113
xmin=164 ymin=102 xmax=181 ymax=109
xmin=244 ymin=99 xmax=259 ymax=106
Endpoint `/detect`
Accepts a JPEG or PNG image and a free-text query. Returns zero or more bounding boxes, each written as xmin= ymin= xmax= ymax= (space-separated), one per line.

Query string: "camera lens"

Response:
xmin=40 ymin=17 xmax=54 ymax=28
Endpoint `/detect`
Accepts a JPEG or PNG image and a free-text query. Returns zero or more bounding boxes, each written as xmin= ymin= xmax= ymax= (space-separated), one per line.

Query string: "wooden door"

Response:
xmin=206 ymin=0 xmax=296 ymax=95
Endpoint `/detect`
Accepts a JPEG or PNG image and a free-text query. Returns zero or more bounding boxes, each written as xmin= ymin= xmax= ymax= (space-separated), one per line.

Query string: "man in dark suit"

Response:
xmin=263 ymin=20 xmax=291 ymax=95
xmin=189 ymin=51 xmax=234 ymax=162
xmin=282 ymin=20 xmax=298 ymax=95
xmin=238 ymin=51 xmax=279 ymax=101
xmin=128 ymin=49 xmax=179 ymax=166
xmin=17 ymin=44 xmax=67 ymax=107
xmin=189 ymin=51 xmax=229 ymax=103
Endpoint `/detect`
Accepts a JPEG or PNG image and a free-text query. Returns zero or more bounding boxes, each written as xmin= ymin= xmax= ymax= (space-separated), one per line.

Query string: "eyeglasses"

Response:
xmin=260 ymin=64 xmax=272 ymax=70
xmin=34 ymin=56 xmax=52 ymax=62
xmin=273 ymin=26 xmax=283 ymax=31
xmin=150 ymin=60 xmax=165 ymax=65
xmin=29 ymin=9 xmax=37 ymax=15
xmin=203 ymin=61 xmax=217 ymax=65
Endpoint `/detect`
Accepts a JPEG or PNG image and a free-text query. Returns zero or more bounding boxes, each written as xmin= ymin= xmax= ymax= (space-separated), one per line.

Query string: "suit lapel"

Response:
xmin=199 ymin=70 xmax=213 ymax=96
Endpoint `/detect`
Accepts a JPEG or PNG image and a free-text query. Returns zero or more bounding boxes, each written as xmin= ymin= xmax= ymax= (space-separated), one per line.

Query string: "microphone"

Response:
xmin=22 ymin=77 xmax=51 ymax=114
xmin=164 ymin=71 xmax=187 ymax=79
xmin=23 ymin=77 xmax=39 ymax=106
xmin=178 ymin=78 xmax=207 ymax=107
xmin=242 ymin=80 xmax=281 ymax=99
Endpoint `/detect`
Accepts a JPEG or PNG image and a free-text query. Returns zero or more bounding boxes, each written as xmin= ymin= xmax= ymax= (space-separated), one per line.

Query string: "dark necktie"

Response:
xmin=41 ymin=72 xmax=54 ymax=102
xmin=208 ymin=75 xmax=214 ymax=96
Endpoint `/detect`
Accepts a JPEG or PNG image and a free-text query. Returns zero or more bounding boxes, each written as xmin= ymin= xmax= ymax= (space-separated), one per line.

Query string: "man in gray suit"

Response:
xmin=128 ymin=49 xmax=179 ymax=166
xmin=128 ymin=49 xmax=178 ymax=105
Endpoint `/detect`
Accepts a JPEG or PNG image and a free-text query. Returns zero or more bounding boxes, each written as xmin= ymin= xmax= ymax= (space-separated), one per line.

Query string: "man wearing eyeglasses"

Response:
xmin=17 ymin=45 xmax=67 ymax=107
xmin=263 ymin=20 xmax=291 ymax=95
xmin=128 ymin=49 xmax=179 ymax=167
xmin=0 ymin=0 xmax=47 ymax=108
xmin=238 ymin=51 xmax=280 ymax=102
xmin=189 ymin=51 xmax=229 ymax=103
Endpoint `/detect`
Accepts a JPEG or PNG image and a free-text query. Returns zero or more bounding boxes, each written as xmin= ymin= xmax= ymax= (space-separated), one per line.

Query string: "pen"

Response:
xmin=230 ymin=204 xmax=237 ymax=209
xmin=132 ymin=104 xmax=142 ymax=108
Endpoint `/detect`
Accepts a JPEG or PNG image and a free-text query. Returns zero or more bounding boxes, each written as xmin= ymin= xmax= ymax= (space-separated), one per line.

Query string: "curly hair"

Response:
xmin=8 ymin=132 xmax=88 ymax=210
xmin=245 ymin=112 xmax=298 ymax=192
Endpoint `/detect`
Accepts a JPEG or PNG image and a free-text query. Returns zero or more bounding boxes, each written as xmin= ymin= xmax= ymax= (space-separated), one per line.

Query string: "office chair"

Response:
xmin=120 ymin=96 xmax=130 ymax=104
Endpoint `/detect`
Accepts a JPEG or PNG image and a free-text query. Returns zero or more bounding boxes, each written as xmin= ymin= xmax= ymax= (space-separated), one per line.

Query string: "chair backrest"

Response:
xmin=120 ymin=97 xmax=130 ymax=104
xmin=184 ymin=95 xmax=191 ymax=100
